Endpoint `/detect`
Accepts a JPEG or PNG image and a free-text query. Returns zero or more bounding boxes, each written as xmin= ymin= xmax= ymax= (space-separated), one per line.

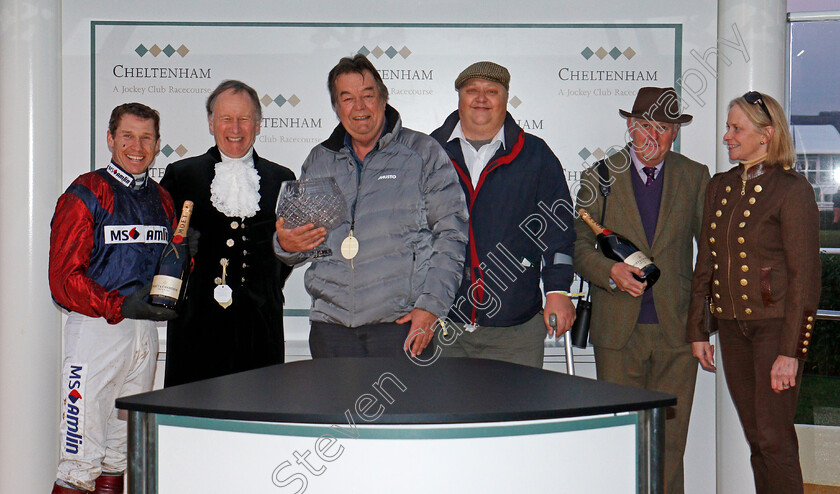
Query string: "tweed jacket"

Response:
xmin=686 ymin=163 xmax=821 ymax=360
xmin=574 ymin=145 xmax=710 ymax=349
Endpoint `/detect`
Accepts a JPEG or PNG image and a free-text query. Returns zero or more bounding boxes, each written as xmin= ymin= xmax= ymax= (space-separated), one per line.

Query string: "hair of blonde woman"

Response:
xmin=728 ymin=92 xmax=795 ymax=169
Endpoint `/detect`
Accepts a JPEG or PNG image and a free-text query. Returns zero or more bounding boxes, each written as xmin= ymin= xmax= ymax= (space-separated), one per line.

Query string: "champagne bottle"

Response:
xmin=149 ymin=201 xmax=194 ymax=309
xmin=578 ymin=208 xmax=660 ymax=288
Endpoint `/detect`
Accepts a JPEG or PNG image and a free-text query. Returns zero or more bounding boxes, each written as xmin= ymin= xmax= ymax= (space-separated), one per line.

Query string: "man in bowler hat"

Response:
xmin=573 ymin=87 xmax=710 ymax=494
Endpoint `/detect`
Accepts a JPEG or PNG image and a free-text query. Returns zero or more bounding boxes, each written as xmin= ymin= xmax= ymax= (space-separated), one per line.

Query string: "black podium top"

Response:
xmin=117 ymin=357 xmax=675 ymax=425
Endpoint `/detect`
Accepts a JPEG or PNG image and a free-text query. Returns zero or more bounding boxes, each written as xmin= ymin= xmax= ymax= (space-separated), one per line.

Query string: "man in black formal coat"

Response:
xmin=161 ymin=80 xmax=295 ymax=386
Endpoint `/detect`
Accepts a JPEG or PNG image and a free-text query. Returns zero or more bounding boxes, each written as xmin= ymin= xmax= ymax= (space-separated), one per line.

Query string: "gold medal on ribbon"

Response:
xmin=340 ymin=230 xmax=360 ymax=260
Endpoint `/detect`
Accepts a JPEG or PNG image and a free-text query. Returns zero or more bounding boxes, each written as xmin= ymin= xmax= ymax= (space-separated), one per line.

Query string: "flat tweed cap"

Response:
xmin=455 ymin=61 xmax=510 ymax=90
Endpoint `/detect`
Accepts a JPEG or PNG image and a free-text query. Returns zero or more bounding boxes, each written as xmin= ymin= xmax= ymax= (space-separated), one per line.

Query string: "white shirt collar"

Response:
xmin=447 ymin=121 xmax=505 ymax=150
xmin=629 ymin=148 xmax=664 ymax=183
xmin=448 ymin=122 xmax=505 ymax=189
xmin=219 ymin=147 xmax=255 ymax=167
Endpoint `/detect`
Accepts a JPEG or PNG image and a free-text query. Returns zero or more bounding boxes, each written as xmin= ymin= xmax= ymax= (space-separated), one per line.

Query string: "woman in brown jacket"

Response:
xmin=687 ymin=92 xmax=820 ymax=494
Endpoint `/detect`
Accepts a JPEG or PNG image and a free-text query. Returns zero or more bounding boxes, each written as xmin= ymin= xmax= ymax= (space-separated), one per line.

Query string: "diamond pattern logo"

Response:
xmin=160 ymin=145 xmax=188 ymax=158
xmin=357 ymin=45 xmax=412 ymax=59
xmin=580 ymin=46 xmax=637 ymax=61
xmin=260 ymin=93 xmax=302 ymax=108
xmin=578 ymin=148 xmax=592 ymax=160
xmin=578 ymin=147 xmax=607 ymax=161
xmin=509 ymin=96 xmax=522 ymax=109
xmin=135 ymin=43 xmax=190 ymax=57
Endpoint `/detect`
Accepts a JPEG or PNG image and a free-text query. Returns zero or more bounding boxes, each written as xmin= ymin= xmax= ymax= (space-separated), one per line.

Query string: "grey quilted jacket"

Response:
xmin=275 ymin=106 xmax=468 ymax=327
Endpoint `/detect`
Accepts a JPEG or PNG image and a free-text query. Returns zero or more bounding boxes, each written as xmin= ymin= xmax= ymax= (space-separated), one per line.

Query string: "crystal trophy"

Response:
xmin=275 ymin=177 xmax=348 ymax=258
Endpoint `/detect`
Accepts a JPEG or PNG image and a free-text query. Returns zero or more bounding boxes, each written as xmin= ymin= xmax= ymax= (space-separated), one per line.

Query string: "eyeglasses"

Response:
xmin=744 ymin=91 xmax=771 ymax=121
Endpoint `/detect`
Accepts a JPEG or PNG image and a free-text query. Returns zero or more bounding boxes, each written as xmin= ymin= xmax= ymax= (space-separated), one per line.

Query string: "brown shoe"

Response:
xmin=93 ymin=474 xmax=123 ymax=494
xmin=50 ymin=482 xmax=87 ymax=493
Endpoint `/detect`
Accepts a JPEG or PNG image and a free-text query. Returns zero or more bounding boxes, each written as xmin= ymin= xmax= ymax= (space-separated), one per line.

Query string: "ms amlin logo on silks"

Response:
xmin=62 ymin=363 xmax=86 ymax=455
xmin=103 ymin=225 xmax=168 ymax=245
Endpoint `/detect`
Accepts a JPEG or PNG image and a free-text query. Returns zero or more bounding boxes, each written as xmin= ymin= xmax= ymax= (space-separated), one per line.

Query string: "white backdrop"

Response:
xmin=62 ymin=2 xmax=720 ymax=492
xmin=83 ymin=20 xmax=693 ymax=312
xmin=89 ymin=22 xmax=683 ymax=179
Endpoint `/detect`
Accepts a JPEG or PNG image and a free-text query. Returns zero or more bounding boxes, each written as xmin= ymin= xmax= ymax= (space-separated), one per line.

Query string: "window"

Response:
xmin=787 ymin=13 xmax=840 ymax=441
xmin=789 ymin=16 xmax=840 ymax=246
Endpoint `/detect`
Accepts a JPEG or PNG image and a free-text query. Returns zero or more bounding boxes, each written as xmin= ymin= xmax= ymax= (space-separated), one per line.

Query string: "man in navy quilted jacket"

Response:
xmin=429 ymin=61 xmax=577 ymax=368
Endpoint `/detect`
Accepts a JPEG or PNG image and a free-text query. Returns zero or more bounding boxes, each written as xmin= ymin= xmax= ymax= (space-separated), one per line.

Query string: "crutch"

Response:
xmin=549 ymin=313 xmax=575 ymax=376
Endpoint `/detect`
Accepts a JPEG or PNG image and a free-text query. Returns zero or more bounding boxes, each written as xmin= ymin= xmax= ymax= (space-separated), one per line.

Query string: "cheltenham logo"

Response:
xmin=260 ymin=93 xmax=301 ymax=108
xmin=161 ymin=144 xmax=188 ymax=158
xmin=578 ymin=147 xmax=609 ymax=161
xmin=581 ymin=46 xmax=636 ymax=60
xmin=357 ymin=45 xmax=411 ymax=59
xmin=135 ymin=43 xmax=189 ymax=57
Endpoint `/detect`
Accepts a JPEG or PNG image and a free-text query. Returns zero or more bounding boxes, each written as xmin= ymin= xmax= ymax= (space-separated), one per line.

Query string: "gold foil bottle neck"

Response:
xmin=578 ymin=208 xmax=605 ymax=235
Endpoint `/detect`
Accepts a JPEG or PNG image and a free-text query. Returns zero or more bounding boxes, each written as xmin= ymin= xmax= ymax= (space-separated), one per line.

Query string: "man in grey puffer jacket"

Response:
xmin=275 ymin=54 xmax=468 ymax=359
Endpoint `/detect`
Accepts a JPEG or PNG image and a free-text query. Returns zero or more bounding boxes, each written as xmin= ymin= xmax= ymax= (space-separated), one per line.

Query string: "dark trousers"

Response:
xmin=594 ymin=323 xmax=698 ymax=494
xmin=718 ymin=318 xmax=804 ymax=494
xmin=309 ymin=321 xmax=412 ymax=358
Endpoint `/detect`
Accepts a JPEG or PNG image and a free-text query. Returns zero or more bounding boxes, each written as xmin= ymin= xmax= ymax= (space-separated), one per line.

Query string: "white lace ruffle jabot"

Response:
xmin=210 ymin=151 xmax=261 ymax=218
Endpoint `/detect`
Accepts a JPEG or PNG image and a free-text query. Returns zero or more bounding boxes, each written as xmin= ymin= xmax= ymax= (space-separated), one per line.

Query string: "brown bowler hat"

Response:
xmin=619 ymin=87 xmax=692 ymax=123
